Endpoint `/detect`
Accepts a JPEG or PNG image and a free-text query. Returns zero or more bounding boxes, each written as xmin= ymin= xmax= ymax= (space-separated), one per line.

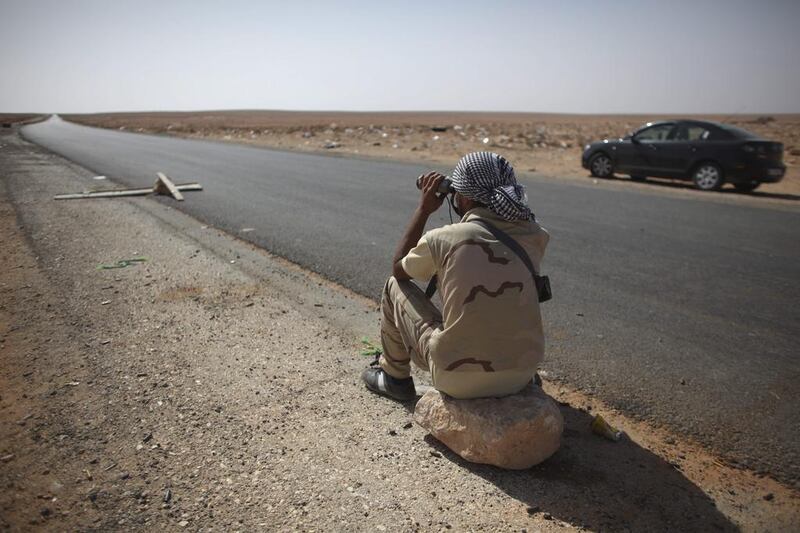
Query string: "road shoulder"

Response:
xmin=1 ymin=129 xmax=797 ymax=531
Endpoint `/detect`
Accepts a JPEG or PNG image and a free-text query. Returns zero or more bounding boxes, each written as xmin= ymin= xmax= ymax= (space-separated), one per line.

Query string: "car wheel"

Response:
xmin=630 ymin=175 xmax=646 ymax=182
xmin=734 ymin=181 xmax=760 ymax=193
xmin=692 ymin=162 xmax=724 ymax=191
xmin=590 ymin=153 xmax=613 ymax=178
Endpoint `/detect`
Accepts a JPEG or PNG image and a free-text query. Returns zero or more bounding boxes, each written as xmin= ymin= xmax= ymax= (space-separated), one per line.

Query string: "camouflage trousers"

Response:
xmin=378 ymin=276 xmax=533 ymax=399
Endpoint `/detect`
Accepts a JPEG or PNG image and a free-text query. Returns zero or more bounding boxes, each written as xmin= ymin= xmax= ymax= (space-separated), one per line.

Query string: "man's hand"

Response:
xmin=391 ymin=171 xmax=446 ymax=280
xmin=417 ymin=171 xmax=447 ymax=216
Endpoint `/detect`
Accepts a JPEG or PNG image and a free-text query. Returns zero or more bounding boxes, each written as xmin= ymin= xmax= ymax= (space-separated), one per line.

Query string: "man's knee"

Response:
xmin=381 ymin=276 xmax=399 ymax=320
xmin=383 ymin=275 xmax=405 ymax=305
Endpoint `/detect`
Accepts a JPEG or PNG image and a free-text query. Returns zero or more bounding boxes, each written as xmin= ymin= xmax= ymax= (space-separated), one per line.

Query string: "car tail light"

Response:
xmin=742 ymin=143 xmax=767 ymax=154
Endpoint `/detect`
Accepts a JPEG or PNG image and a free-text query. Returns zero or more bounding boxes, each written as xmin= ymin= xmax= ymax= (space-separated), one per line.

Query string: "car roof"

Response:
xmin=674 ymin=119 xmax=724 ymax=129
xmin=641 ymin=119 xmax=722 ymax=129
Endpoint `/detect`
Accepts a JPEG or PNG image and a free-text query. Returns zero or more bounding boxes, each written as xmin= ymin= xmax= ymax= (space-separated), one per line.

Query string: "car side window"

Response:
xmin=686 ymin=126 xmax=710 ymax=141
xmin=634 ymin=124 xmax=674 ymax=142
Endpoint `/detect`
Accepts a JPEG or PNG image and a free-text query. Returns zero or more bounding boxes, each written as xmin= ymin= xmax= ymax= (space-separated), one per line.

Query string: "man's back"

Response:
xmin=403 ymin=207 xmax=549 ymax=398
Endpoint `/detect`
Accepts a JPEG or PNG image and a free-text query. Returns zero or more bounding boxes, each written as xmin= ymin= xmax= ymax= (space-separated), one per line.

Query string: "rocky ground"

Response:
xmin=1 ymin=127 xmax=799 ymax=531
xmin=63 ymin=111 xmax=800 ymax=197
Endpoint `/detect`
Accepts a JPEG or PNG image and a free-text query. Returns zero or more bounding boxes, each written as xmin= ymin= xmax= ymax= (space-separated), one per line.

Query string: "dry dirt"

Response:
xmin=62 ymin=111 xmax=800 ymax=198
xmin=0 ymin=115 xmax=46 ymax=127
xmin=2 ymin=127 xmax=799 ymax=531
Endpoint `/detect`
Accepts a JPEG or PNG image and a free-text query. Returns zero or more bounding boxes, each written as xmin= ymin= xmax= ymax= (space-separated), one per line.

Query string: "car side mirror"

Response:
xmin=630 ymin=135 xmax=639 ymax=144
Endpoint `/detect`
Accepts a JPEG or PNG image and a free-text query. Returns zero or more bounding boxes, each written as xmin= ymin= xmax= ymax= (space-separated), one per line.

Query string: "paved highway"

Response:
xmin=22 ymin=116 xmax=800 ymax=485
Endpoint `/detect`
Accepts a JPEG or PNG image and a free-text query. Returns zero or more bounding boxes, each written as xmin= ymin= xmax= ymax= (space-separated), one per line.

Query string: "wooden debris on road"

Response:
xmin=54 ymin=172 xmax=202 ymax=201
xmin=155 ymin=172 xmax=184 ymax=200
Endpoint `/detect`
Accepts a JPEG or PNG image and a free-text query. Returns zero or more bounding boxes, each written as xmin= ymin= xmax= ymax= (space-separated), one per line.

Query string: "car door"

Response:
xmin=681 ymin=124 xmax=714 ymax=177
xmin=630 ymin=123 xmax=676 ymax=175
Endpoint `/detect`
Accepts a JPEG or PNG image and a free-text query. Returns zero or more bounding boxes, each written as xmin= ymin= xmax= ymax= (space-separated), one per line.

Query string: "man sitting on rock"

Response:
xmin=362 ymin=152 xmax=550 ymax=401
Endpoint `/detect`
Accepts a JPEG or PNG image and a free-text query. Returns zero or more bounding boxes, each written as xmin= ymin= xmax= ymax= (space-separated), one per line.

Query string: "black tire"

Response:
xmin=589 ymin=153 xmax=613 ymax=178
xmin=734 ymin=181 xmax=761 ymax=193
xmin=630 ymin=175 xmax=647 ymax=182
xmin=692 ymin=162 xmax=724 ymax=191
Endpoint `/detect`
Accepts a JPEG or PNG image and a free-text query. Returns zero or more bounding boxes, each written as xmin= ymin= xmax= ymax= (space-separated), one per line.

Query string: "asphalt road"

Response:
xmin=22 ymin=116 xmax=800 ymax=485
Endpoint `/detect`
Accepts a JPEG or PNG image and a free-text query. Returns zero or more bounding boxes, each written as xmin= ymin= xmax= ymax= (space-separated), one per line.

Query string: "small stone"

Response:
xmin=163 ymin=488 xmax=172 ymax=503
xmin=526 ymin=506 xmax=540 ymax=515
xmin=178 ymin=520 xmax=189 ymax=527
xmin=543 ymin=513 xmax=553 ymax=520
xmin=763 ymin=493 xmax=774 ymax=501
xmin=429 ymin=450 xmax=442 ymax=458
xmin=403 ymin=422 xmax=413 ymax=429
xmin=388 ymin=429 xmax=397 ymax=436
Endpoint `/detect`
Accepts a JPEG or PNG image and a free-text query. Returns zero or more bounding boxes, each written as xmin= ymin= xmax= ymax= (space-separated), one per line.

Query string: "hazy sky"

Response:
xmin=1 ymin=0 xmax=798 ymax=114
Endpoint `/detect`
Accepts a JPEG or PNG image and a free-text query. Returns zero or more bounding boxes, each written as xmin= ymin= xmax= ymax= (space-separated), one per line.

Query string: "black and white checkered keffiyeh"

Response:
xmin=450 ymin=152 xmax=534 ymax=221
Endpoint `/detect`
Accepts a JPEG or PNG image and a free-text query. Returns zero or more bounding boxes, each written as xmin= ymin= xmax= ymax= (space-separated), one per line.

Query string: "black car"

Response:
xmin=581 ymin=120 xmax=785 ymax=191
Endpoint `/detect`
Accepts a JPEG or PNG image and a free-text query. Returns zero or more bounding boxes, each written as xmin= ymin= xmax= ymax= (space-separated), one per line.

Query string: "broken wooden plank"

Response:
xmin=54 ymin=183 xmax=202 ymax=200
xmin=155 ymin=172 xmax=184 ymax=201
xmin=55 ymin=187 xmax=154 ymax=200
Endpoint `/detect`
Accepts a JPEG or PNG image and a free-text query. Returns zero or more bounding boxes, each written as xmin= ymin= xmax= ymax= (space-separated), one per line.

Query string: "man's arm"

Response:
xmin=392 ymin=172 xmax=446 ymax=281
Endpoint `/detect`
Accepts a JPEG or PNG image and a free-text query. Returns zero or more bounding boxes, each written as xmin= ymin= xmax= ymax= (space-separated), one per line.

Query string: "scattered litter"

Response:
xmin=93 ymin=175 xmax=107 ymax=180
xmin=416 ymin=384 xmax=434 ymax=395
xmin=241 ymin=227 xmax=255 ymax=233
xmin=591 ymin=414 xmax=623 ymax=441
xmin=163 ymin=488 xmax=172 ymax=503
xmin=1 ymin=454 xmax=15 ymax=463
xmin=360 ymin=337 xmax=382 ymax=357
xmin=65 ymin=381 xmax=80 ymax=387
xmin=97 ymin=257 xmax=148 ymax=270
xmin=100 ymin=300 xmax=111 ymax=305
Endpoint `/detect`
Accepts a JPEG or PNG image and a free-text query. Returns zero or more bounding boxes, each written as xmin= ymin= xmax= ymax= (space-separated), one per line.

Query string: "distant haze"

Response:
xmin=1 ymin=0 xmax=798 ymax=114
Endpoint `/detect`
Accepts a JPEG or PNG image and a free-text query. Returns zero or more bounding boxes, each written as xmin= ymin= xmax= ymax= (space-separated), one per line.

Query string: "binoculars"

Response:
xmin=416 ymin=175 xmax=454 ymax=195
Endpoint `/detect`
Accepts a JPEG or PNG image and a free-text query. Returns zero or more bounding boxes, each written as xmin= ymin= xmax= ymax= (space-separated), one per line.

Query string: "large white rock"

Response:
xmin=414 ymin=384 xmax=564 ymax=469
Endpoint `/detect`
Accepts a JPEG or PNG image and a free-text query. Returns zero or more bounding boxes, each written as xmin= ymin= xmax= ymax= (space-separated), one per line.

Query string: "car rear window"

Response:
xmin=717 ymin=124 xmax=762 ymax=140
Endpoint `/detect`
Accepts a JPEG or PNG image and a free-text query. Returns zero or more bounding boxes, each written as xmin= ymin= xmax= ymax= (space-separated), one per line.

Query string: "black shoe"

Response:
xmin=361 ymin=368 xmax=416 ymax=402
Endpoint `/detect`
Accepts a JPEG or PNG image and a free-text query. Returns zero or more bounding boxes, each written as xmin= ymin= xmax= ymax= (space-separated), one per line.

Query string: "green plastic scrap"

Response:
xmin=360 ymin=337 xmax=382 ymax=357
xmin=97 ymin=257 xmax=149 ymax=270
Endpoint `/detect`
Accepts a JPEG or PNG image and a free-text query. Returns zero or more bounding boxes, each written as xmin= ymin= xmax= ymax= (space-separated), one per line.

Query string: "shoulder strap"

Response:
xmin=424 ymin=218 xmax=550 ymax=301
xmin=472 ymin=218 xmax=552 ymax=303
xmin=470 ymin=219 xmax=538 ymax=277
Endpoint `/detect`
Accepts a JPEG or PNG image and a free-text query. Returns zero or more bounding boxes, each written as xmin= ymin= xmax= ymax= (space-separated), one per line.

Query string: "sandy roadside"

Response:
xmin=1 ymin=129 xmax=798 ymax=531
